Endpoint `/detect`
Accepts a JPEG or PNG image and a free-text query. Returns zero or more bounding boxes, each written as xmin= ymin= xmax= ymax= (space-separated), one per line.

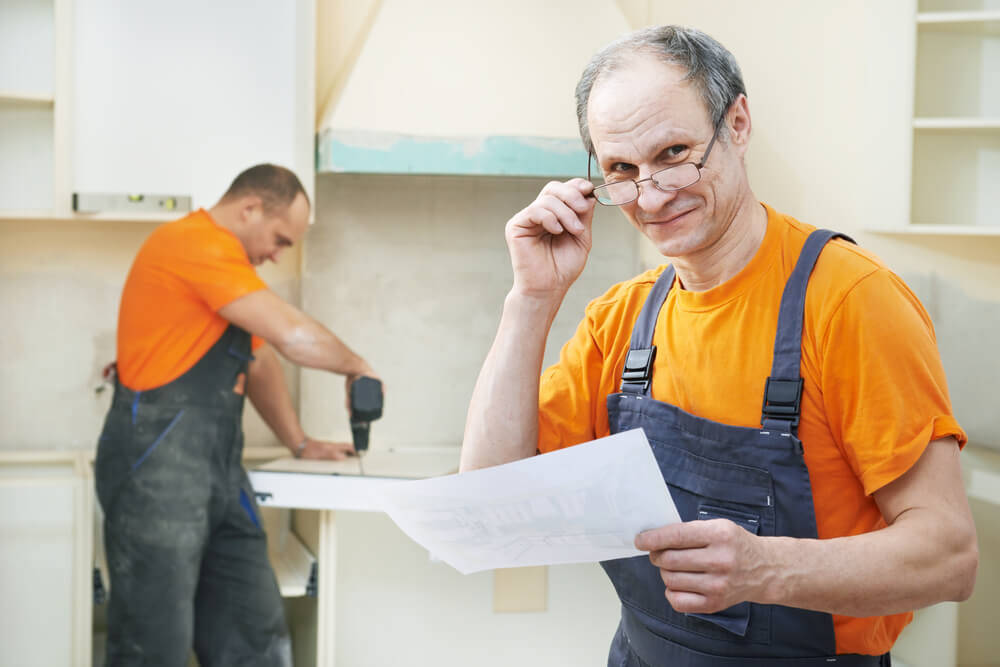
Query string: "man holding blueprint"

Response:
xmin=460 ymin=26 xmax=977 ymax=667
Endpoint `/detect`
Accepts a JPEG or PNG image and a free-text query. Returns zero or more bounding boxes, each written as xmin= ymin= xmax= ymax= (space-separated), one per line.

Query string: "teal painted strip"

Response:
xmin=317 ymin=130 xmax=588 ymax=178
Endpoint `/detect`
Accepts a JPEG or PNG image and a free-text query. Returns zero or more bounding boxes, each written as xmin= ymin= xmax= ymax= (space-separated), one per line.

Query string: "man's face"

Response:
xmin=587 ymin=57 xmax=747 ymax=258
xmin=243 ymin=192 xmax=310 ymax=266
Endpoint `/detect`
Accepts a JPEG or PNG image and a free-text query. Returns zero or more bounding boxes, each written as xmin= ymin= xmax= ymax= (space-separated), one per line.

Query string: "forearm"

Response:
xmin=246 ymin=344 xmax=306 ymax=450
xmin=758 ymin=504 xmax=978 ymax=616
xmin=460 ymin=290 xmax=563 ymax=471
xmin=275 ymin=313 xmax=370 ymax=377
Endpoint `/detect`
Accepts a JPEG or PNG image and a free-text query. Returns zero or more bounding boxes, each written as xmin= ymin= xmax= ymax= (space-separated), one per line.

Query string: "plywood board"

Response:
xmin=255 ymin=448 xmax=459 ymax=479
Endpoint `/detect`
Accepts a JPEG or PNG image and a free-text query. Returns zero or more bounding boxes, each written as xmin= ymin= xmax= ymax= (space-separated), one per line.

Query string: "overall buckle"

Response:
xmin=620 ymin=347 xmax=656 ymax=393
xmin=761 ymin=377 xmax=803 ymax=429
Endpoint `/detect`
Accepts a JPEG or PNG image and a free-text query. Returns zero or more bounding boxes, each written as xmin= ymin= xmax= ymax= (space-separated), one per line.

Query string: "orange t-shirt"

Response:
xmin=117 ymin=209 xmax=267 ymax=390
xmin=537 ymin=203 xmax=965 ymax=656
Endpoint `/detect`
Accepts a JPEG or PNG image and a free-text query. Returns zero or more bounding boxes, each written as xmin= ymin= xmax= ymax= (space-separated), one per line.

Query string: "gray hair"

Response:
xmin=575 ymin=25 xmax=747 ymax=156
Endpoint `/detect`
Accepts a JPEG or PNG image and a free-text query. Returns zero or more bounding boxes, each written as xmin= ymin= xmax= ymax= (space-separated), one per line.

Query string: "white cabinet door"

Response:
xmin=72 ymin=0 xmax=313 ymax=210
xmin=0 ymin=476 xmax=80 ymax=666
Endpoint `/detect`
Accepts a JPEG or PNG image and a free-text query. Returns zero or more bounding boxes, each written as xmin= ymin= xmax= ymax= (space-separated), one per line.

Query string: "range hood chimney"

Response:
xmin=317 ymin=0 xmax=632 ymax=177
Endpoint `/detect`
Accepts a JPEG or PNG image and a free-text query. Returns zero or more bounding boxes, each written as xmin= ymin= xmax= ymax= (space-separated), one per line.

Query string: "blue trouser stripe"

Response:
xmin=131 ymin=390 xmax=142 ymax=425
xmin=131 ymin=410 xmax=185 ymax=472
xmin=239 ymin=488 xmax=261 ymax=529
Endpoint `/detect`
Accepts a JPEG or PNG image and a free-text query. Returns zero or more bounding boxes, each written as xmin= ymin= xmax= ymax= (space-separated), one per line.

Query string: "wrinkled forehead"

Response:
xmin=587 ymin=57 xmax=712 ymax=150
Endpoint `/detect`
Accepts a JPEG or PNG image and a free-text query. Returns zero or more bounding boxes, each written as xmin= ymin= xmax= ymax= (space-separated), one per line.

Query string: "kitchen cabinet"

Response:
xmin=0 ymin=447 xmax=456 ymax=666
xmin=248 ymin=448 xmax=460 ymax=667
xmin=71 ymin=0 xmax=315 ymax=213
xmin=1 ymin=0 xmax=315 ymax=222
xmin=0 ymin=451 xmax=94 ymax=667
xmin=0 ymin=0 xmax=71 ymax=217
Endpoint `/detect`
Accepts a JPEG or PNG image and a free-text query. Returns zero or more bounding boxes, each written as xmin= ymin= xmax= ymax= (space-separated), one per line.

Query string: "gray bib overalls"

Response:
xmin=602 ymin=230 xmax=890 ymax=666
xmin=95 ymin=324 xmax=291 ymax=666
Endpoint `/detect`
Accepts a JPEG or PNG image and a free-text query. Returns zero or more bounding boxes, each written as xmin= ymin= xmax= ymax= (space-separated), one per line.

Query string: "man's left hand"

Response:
xmin=635 ymin=519 xmax=772 ymax=613
xmin=298 ymin=438 xmax=356 ymax=461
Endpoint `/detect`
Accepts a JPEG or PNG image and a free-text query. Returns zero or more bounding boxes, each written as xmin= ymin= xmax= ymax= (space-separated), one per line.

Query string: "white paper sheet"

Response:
xmin=375 ymin=428 xmax=681 ymax=574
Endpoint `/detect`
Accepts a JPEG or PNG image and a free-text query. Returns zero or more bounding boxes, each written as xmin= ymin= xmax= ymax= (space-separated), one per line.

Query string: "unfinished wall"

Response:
xmin=301 ymin=173 xmax=640 ymax=447
xmin=0 ymin=218 xmax=301 ymax=451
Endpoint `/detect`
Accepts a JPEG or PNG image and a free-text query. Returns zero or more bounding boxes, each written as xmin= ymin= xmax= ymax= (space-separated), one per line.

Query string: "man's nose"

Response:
xmin=635 ymin=178 xmax=679 ymax=212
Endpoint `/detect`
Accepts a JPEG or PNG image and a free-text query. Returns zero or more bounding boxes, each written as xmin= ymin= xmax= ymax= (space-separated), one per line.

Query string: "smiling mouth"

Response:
xmin=644 ymin=208 xmax=696 ymax=226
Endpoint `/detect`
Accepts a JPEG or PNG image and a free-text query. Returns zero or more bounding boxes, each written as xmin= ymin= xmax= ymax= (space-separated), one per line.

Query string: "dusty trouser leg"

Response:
xmin=193 ymin=470 xmax=292 ymax=667
xmin=99 ymin=409 xmax=211 ymax=667
xmin=103 ymin=511 xmax=205 ymax=667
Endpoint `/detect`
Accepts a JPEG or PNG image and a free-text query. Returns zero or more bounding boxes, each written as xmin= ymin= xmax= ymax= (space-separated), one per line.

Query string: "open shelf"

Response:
xmin=910 ymin=130 xmax=999 ymax=229
xmin=269 ymin=531 xmax=318 ymax=598
xmin=0 ymin=91 xmax=54 ymax=107
xmin=914 ymin=117 xmax=1000 ymax=130
xmin=918 ymin=9 xmax=1000 ymax=33
xmin=868 ymin=224 xmax=1000 ymax=236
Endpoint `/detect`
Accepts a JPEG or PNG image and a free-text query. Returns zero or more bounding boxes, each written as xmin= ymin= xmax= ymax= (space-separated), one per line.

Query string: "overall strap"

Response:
xmin=761 ymin=230 xmax=855 ymax=434
xmin=620 ymin=265 xmax=676 ymax=395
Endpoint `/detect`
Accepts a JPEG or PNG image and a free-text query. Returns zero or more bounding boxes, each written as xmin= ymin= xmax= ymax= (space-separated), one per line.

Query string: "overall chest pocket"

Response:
xmin=649 ymin=439 xmax=776 ymax=645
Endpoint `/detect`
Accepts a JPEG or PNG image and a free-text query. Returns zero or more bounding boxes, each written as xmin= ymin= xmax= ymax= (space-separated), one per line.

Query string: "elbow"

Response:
xmin=946 ymin=522 xmax=979 ymax=602
xmin=950 ymin=540 xmax=979 ymax=602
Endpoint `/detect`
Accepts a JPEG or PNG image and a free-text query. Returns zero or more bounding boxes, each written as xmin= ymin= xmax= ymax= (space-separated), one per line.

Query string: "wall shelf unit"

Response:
xmin=895 ymin=1 xmax=1000 ymax=237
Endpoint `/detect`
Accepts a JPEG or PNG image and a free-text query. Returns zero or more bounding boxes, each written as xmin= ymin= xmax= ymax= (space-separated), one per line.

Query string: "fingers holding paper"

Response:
xmin=635 ymin=518 xmax=772 ymax=614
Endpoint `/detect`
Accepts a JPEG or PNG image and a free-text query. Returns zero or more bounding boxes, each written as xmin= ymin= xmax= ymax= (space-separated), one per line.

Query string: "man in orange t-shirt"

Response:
xmin=461 ymin=26 xmax=977 ymax=666
xmin=95 ymin=164 xmax=379 ymax=665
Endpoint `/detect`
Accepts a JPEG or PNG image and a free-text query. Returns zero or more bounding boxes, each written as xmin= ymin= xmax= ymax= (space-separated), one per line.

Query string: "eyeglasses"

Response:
xmin=588 ymin=123 xmax=722 ymax=206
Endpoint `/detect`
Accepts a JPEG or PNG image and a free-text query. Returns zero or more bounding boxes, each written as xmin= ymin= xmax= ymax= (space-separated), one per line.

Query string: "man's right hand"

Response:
xmin=505 ymin=178 xmax=596 ymax=300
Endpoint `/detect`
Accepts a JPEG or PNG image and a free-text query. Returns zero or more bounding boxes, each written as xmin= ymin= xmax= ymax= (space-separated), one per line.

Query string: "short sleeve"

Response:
xmin=820 ymin=269 xmax=966 ymax=495
xmin=171 ymin=231 xmax=267 ymax=312
xmin=538 ymin=308 xmax=606 ymax=453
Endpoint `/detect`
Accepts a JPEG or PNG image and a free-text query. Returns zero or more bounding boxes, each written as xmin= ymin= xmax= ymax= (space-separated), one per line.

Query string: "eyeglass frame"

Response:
xmin=587 ymin=119 xmax=724 ymax=206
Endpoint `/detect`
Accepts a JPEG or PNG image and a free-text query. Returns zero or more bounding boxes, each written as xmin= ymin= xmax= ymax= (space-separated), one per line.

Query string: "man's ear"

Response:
xmin=727 ymin=94 xmax=752 ymax=153
xmin=240 ymin=195 xmax=265 ymax=224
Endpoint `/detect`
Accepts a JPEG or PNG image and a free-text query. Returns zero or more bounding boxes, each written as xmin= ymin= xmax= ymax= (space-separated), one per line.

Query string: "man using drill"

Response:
xmin=95 ymin=163 xmax=380 ymax=666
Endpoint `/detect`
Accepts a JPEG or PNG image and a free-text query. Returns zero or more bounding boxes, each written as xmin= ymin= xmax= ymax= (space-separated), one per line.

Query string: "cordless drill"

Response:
xmin=349 ymin=376 xmax=383 ymax=457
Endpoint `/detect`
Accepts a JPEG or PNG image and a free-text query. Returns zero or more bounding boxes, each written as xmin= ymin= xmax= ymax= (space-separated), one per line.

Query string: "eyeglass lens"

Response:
xmin=594 ymin=163 xmax=700 ymax=205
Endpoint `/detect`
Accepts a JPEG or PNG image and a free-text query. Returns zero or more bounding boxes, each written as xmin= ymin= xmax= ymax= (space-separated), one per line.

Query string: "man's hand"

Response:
xmin=298 ymin=438 xmax=356 ymax=461
xmin=505 ymin=178 xmax=596 ymax=300
xmin=635 ymin=519 xmax=771 ymax=614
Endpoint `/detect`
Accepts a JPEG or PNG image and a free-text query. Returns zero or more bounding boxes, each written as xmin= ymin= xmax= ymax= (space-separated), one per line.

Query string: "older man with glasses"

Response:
xmin=460 ymin=25 xmax=977 ymax=667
